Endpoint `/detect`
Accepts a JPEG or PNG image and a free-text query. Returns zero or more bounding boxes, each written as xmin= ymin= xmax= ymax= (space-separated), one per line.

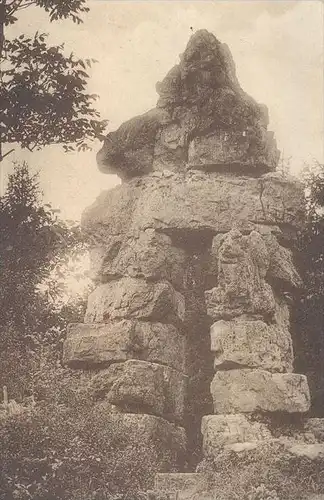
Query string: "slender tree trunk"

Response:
xmin=0 ymin=0 xmax=5 ymax=66
xmin=0 ymin=0 xmax=5 ymax=196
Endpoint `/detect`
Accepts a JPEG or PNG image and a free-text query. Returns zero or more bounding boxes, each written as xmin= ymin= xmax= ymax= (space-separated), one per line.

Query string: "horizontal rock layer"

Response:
xmin=84 ymin=278 xmax=185 ymax=327
xmin=82 ymin=172 xmax=304 ymax=247
xmin=201 ymin=414 xmax=271 ymax=457
xmin=210 ymin=318 xmax=293 ymax=372
xmin=89 ymin=359 xmax=188 ymax=424
xmin=89 ymin=230 xmax=188 ymax=288
xmin=63 ymin=321 xmax=187 ymax=373
xmin=188 ymin=129 xmax=278 ymax=172
xmin=210 ymin=369 xmax=310 ymax=414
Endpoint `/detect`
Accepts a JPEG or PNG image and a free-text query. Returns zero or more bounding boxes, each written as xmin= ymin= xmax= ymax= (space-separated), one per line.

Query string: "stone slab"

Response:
xmin=285 ymin=443 xmax=324 ymax=460
xmin=188 ymin=129 xmax=278 ymax=172
xmin=81 ymin=172 xmax=304 ymax=246
xmin=89 ymin=360 xmax=188 ymax=424
xmin=89 ymin=229 xmax=188 ymax=289
xmin=84 ymin=278 xmax=185 ymax=327
xmin=201 ymin=414 xmax=271 ymax=457
xmin=210 ymin=318 xmax=293 ymax=372
xmin=63 ymin=320 xmax=187 ymax=372
xmin=210 ymin=369 xmax=310 ymax=414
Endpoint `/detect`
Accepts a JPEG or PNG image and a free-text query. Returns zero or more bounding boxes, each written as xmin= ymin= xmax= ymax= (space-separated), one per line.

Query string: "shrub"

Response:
xmin=0 ymin=384 xmax=158 ymax=499
xmin=196 ymin=441 xmax=324 ymax=500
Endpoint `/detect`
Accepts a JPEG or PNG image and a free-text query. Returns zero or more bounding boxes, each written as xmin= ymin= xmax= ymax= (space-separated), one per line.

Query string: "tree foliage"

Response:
xmin=0 ymin=162 xmax=89 ymax=399
xmin=4 ymin=0 xmax=89 ymax=26
xmin=0 ymin=0 xmax=108 ymax=160
xmin=0 ymin=162 xmax=86 ymax=329
xmin=293 ymin=161 xmax=324 ymax=415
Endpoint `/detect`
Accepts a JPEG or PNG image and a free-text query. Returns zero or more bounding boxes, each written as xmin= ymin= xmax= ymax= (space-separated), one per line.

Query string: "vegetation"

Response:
xmin=197 ymin=442 xmax=324 ymax=500
xmin=0 ymin=391 xmax=157 ymax=499
xmin=0 ymin=162 xmax=89 ymax=400
xmin=0 ymin=164 xmax=157 ymax=500
xmin=0 ymin=0 xmax=107 ymax=162
xmin=293 ymin=161 xmax=324 ymax=415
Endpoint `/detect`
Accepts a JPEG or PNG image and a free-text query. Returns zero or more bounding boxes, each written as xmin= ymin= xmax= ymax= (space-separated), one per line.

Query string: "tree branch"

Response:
xmin=15 ymin=1 xmax=37 ymax=12
xmin=1 ymin=147 xmax=15 ymax=159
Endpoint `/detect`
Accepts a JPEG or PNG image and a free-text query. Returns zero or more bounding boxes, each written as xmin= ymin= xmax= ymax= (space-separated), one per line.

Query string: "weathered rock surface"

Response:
xmin=97 ymin=30 xmax=279 ymax=178
xmin=285 ymin=443 xmax=324 ymax=460
xmin=263 ymin=232 xmax=303 ymax=289
xmin=84 ymin=278 xmax=185 ymax=326
xmin=210 ymin=369 xmax=310 ymax=413
xmin=201 ymin=414 xmax=271 ymax=456
xmin=210 ymin=318 xmax=293 ymax=372
xmin=63 ymin=321 xmax=187 ymax=372
xmin=205 ymin=230 xmax=276 ymax=321
xmin=304 ymin=418 xmax=324 ymax=442
xmin=89 ymin=360 xmax=188 ymax=423
xmin=82 ymin=172 xmax=305 ymax=244
xmin=63 ymin=29 xmax=310 ymax=493
xmin=89 ymin=229 xmax=188 ymax=289
xmin=188 ymin=129 xmax=278 ymax=172
xmin=96 ymin=108 xmax=169 ymax=178
xmin=207 ymin=227 xmax=302 ymax=291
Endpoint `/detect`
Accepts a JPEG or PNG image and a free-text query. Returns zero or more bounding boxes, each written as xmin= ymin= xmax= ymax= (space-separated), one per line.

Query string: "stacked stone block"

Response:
xmin=63 ymin=257 xmax=189 ymax=473
xmin=202 ymin=226 xmax=311 ymax=459
xmin=62 ymin=29 xmax=313 ymax=490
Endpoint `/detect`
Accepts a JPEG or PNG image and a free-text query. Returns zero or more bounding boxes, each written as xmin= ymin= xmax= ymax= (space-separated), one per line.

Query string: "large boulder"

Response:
xmin=188 ymin=129 xmax=278 ymax=173
xmin=96 ymin=108 xmax=170 ymax=178
xmin=210 ymin=318 xmax=293 ymax=372
xmin=63 ymin=320 xmax=187 ymax=372
xmin=201 ymin=414 xmax=271 ymax=457
xmin=84 ymin=278 xmax=185 ymax=327
xmin=89 ymin=360 xmax=188 ymax=424
xmin=210 ymin=369 xmax=310 ymax=414
xmin=97 ymin=30 xmax=279 ymax=179
xmin=263 ymin=232 xmax=303 ymax=289
xmin=205 ymin=229 xmax=276 ymax=321
xmin=82 ymin=172 xmax=305 ymax=245
xmin=89 ymin=229 xmax=188 ymax=289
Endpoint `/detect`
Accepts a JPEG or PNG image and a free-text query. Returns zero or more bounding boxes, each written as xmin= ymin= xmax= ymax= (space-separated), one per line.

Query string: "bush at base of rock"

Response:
xmin=0 ymin=395 xmax=185 ymax=500
xmin=195 ymin=441 xmax=324 ymax=500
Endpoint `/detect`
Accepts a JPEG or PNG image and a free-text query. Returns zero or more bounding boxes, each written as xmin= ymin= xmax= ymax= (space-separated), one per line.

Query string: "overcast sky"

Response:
xmin=3 ymin=0 xmax=324 ymax=220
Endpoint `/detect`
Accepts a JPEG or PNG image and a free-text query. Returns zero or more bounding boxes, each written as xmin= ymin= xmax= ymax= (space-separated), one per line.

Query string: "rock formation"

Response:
xmin=63 ymin=30 xmax=316 ymax=495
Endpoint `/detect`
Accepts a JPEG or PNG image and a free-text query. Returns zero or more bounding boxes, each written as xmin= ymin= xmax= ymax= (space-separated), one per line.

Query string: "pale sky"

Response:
xmin=2 ymin=0 xmax=324 ymax=221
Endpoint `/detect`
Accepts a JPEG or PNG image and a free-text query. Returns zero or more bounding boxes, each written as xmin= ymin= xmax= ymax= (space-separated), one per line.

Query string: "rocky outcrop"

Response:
xmin=63 ymin=29 xmax=311 ymax=492
xmin=82 ymin=171 xmax=304 ymax=242
xmin=97 ymin=30 xmax=279 ymax=179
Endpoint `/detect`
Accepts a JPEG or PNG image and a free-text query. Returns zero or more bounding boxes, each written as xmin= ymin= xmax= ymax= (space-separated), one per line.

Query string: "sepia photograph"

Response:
xmin=0 ymin=1 xmax=324 ymax=499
